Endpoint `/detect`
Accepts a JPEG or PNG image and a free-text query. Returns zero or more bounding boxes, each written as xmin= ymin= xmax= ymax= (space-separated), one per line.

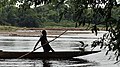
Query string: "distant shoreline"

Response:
xmin=20 ymin=27 xmax=90 ymax=31
xmin=0 ymin=28 xmax=106 ymax=37
xmin=0 ymin=28 xmax=91 ymax=37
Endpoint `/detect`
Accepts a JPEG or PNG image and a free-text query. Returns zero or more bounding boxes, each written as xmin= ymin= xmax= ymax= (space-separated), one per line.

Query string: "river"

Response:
xmin=0 ymin=31 xmax=119 ymax=67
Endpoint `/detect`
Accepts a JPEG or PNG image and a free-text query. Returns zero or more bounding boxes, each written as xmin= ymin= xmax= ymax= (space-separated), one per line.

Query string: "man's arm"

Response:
xmin=33 ymin=37 xmax=41 ymax=50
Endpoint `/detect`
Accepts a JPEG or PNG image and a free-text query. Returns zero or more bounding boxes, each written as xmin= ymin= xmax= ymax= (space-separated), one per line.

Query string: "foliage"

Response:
xmin=1 ymin=0 xmax=120 ymax=62
xmin=63 ymin=0 xmax=120 ymax=61
xmin=0 ymin=1 xmax=74 ymax=27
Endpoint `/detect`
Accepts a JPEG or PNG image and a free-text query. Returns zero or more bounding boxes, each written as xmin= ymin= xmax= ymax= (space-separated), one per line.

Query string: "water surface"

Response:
xmin=0 ymin=31 xmax=119 ymax=67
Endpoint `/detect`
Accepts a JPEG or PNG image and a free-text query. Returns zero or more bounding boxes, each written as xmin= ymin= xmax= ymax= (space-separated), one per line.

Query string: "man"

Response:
xmin=34 ymin=30 xmax=55 ymax=52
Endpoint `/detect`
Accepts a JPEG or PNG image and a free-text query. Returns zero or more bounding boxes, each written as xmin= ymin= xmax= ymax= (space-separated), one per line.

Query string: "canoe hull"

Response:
xmin=0 ymin=51 xmax=100 ymax=59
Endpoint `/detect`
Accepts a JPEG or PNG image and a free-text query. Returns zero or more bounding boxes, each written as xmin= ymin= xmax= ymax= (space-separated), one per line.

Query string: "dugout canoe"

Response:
xmin=0 ymin=50 xmax=100 ymax=59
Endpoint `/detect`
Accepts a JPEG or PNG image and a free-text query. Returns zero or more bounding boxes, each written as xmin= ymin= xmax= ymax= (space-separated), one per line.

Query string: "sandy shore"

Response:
xmin=0 ymin=28 xmax=91 ymax=37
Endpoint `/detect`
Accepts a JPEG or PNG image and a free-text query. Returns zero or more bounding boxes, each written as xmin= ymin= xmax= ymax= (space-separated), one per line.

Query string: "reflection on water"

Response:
xmin=0 ymin=31 xmax=118 ymax=67
xmin=0 ymin=58 xmax=92 ymax=67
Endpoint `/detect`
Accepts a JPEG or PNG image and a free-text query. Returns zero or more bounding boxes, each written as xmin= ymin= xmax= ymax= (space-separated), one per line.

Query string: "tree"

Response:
xmin=23 ymin=0 xmax=120 ymax=62
xmin=1 ymin=0 xmax=120 ymax=62
xmin=17 ymin=8 xmax=41 ymax=27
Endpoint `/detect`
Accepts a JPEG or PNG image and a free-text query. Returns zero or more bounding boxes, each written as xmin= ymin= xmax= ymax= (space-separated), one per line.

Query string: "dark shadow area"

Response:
xmin=42 ymin=60 xmax=51 ymax=67
xmin=40 ymin=58 xmax=98 ymax=67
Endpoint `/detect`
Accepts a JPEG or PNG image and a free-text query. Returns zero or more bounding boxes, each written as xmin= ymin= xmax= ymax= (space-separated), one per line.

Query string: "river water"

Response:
xmin=0 ymin=31 xmax=119 ymax=67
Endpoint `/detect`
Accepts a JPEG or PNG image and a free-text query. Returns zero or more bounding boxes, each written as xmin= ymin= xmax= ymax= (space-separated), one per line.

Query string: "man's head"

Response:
xmin=42 ymin=30 xmax=47 ymax=35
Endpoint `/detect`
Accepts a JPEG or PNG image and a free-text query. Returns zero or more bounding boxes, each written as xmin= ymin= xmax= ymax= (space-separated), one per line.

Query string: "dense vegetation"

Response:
xmin=0 ymin=3 xmax=75 ymax=27
xmin=0 ymin=0 xmax=120 ymax=28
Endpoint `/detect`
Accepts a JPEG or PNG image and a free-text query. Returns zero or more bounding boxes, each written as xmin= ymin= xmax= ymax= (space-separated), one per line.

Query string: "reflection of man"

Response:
xmin=43 ymin=60 xmax=51 ymax=67
xmin=34 ymin=30 xmax=54 ymax=52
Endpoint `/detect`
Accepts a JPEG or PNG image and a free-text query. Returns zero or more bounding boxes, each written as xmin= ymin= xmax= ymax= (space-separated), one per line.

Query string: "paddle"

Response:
xmin=18 ymin=30 xmax=68 ymax=59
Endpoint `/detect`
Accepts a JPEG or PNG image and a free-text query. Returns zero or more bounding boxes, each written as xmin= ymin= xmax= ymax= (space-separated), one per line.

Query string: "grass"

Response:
xmin=42 ymin=22 xmax=76 ymax=28
xmin=0 ymin=22 xmax=106 ymax=32
xmin=0 ymin=26 xmax=19 ymax=32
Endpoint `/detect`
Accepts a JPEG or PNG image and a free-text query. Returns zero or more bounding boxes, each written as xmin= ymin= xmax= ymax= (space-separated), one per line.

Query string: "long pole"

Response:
xmin=18 ymin=30 xmax=68 ymax=59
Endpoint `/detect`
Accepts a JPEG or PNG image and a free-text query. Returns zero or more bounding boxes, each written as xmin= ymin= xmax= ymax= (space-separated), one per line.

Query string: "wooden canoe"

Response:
xmin=0 ymin=50 xmax=100 ymax=59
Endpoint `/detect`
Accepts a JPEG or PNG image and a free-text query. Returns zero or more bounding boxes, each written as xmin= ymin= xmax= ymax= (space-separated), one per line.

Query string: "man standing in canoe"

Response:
xmin=34 ymin=30 xmax=55 ymax=52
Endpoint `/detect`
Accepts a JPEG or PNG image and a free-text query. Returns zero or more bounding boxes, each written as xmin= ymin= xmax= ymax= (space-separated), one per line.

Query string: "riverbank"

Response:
xmin=0 ymin=24 xmax=107 ymax=37
xmin=0 ymin=28 xmax=94 ymax=37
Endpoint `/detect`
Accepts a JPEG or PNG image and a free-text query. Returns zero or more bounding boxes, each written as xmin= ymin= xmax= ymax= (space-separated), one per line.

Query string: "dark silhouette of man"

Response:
xmin=34 ymin=30 xmax=54 ymax=52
